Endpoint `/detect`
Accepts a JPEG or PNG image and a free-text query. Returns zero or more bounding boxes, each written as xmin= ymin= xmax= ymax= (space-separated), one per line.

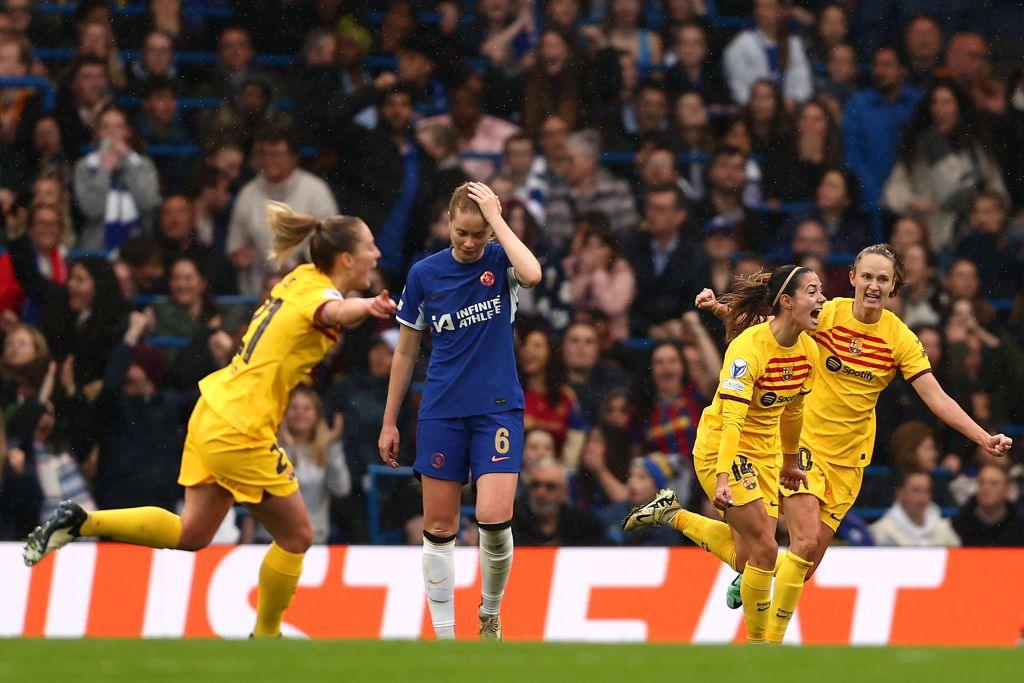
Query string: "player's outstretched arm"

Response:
xmin=911 ymin=372 xmax=1013 ymax=456
xmin=696 ymin=288 xmax=729 ymax=320
xmin=378 ymin=325 xmax=422 ymax=468
xmin=319 ymin=290 xmax=397 ymax=328
xmin=467 ymin=182 xmax=542 ymax=288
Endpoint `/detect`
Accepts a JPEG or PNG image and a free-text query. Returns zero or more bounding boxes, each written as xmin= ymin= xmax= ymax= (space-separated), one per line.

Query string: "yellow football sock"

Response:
xmin=79 ymin=507 xmax=182 ymax=548
xmin=252 ymin=542 xmax=305 ymax=638
xmin=672 ymin=509 xmax=738 ymax=571
xmin=740 ymin=563 xmax=774 ymax=643
xmin=767 ymin=551 xmax=814 ymax=644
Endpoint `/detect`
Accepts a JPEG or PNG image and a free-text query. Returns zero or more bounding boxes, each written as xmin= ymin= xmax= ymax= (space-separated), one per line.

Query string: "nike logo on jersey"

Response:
xmin=491 ymin=456 xmax=510 ymax=462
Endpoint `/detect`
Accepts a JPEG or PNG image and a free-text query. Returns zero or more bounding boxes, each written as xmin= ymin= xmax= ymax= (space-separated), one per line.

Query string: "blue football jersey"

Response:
xmin=396 ymin=242 xmax=525 ymax=419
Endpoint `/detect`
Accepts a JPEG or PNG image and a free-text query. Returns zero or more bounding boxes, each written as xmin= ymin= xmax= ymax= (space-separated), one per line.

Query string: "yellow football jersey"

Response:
xmin=693 ymin=321 xmax=819 ymax=467
xmin=199 ymin=264 xmax=342 ymax=440
xmin=802 ymin=298 xmax=932 ymax=467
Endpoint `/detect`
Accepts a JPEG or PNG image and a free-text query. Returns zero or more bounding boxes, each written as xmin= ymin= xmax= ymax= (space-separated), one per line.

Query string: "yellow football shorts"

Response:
xmin=779 ymin=447 xmax=863 ymax=531
xmin=695 ymin=454 xmax=779 ymax=518
xmin=178 ymin=397 xmax=298 ymax=504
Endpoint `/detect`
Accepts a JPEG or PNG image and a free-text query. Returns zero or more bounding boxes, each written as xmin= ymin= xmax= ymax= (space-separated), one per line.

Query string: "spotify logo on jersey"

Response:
xmin=825 ymin=355 xmax=843 ymax=372
xmin=760 ymin=392 xmax=778 ymax=407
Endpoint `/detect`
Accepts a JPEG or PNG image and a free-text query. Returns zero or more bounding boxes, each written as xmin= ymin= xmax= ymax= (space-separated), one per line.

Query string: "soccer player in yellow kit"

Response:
xmin=23 ymin=201 xmax=397 ymax=638
xmin=625 ymin=264 xmax=825 ymax=643
xmin=689 ymin=244 xmax=1012 ymax=642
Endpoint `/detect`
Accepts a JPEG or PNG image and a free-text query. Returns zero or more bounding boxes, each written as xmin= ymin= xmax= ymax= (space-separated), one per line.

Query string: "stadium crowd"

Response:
xmin=1 ymin=0 xmax=1023 ymax=549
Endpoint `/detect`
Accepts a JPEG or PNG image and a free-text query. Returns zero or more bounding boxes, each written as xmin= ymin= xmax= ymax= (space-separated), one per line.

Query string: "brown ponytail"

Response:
xmin=266 ymin=201 xmax=366 ymax=274
xmin=720 ymin=264 xmax=808 ymax=340
xmin=853 ymin=243 xmax=905 ymax=296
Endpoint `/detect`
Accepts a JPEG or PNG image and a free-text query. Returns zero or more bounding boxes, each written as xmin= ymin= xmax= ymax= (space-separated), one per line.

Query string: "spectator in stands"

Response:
xmin=545 ymin=129 xmax=639 ymax=250
xmin=416 ymin=124 xmax=468 ymax=204
xmin=943 ymin=33 xmax=1004 ymax=116
xmin=793 ymin=168 xmax=873 ymax=255
xmin=904 ymin=15 xmax=943 ymax=90
xmin=607 ymin=82 xmax=671 ymax=153
xmin=702 ymin=216 xmax=738 ymax=296
xmin=279 ymin=386 xmax=350 ymax=544
xmin=588 ymin=0 xmax=662 ymax=70
xmin=198 ymin=26 xmax=277 ymax=101
xmin=69 ymin=312 xmax=184 ymax=510
xmin=419 ymin=84 xmax=519 ymax=182
xmin=0 ymin=203 xmax=65 ymax=316
xmin=522 ymin=428 xmax=557 ymax=479
xmin=0 ymin=38 xmax=43 ymax=194
xmin=663 ymin=22 xmax=729 ymax=105
xmin=115 ymin=237 xmax=165 ymax=297
xmin=690 ymin=146 xmax=765 ymax=251
xmin=723 ymin=0 xmax=812 ymax=105
xmin=899 ymin=242 xmax=941 ymax=328
xmin=135 ymin=76 xmax=191 ymax=190
xmin=72 ymin=106 xmax=162 ymax=251
xmin=818 ymin=43 xmax=860 ymax=115
xmin=954 ymin=464 xmax=1024 ymax=546
xmin=565 ymin=217 xmax=636 ymax=341
xmin=843 ymin=46 xmax=920 ymax=207
xmin=627 ymin=184 xmax=706 ymax=336
xmin=579 ymin=422 xmax=634 ymax=509
xmin=30 ymin=116 xmax=69 ymax=184
xmin=869 ymin=471 xmax=961 ymax=547
xmin=2 ymin=0 xmax=32 ymax=45
xmin=512 ymin=458 xmax=607 ymax=546
xmin=562 ymin=320 xmax=630 ymax=425
xmin=534 ymin=113 xmax=570 ymax=184
xmin=891 ymin=420 xmax=951 ymax=474
xmin=155 ymin=195 xmax=236 ymax=295
xmin=787 ymin=218 xmax=848 ymax=294
xmin=499 ymin=134 xmax=544 ymax=223
xmin=890 ymin=215 xmax=930 ymax=255
xmin=883 ymin=79 xmax=1008 ymax=251
xmin=455 ymin=0 xmax=533 ymax=61
xmin=55 ymin=56 xmax=111 ymax=165
xmin=807 ymin=3 xmax=849 ymax=62
xmin=204 ymin=78 xmax=293 ymax=154
xmin=517 ymin=28 xmax=583 ymax=138
xmin=671 ymin=92 xmax=714 ymax=201
xmin=144 ymin=256 xmax=219 ymax=353
xmin=76 ymin=18 xmax=126 ymax=91
xmin=396 ymin=36 xmax=448 ymax=119
xmin=128 ymin=30 xmax=177 ymax=96
xmin=762 ymin=99 xmax=842 ymax=203
xmin=956 ymin=191 xmax=1023 ymax=301
xmin=719 ymin=118 xmax=764 ymax=207
xmin=519 ymin=325 xmax=587 ymax=464
xmin=742 ymin=79 xmax=790 ymax=158
xmin=227 ymin=126 xmax=337 ymax=296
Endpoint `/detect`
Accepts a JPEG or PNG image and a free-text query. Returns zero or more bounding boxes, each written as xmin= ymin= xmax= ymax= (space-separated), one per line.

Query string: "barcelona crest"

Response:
xmin=781 ymin=366 xmax=794 ymax=380
xmin=849 ymin=338 xmax=863 ymax=355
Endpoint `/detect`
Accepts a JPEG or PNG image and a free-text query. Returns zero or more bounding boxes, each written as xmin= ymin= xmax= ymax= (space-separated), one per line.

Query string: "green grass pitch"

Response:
xmin=1 ymin=640 xmax=1022 ymax=683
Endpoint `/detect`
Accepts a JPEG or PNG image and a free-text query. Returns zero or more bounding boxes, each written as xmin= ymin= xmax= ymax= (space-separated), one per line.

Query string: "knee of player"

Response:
xmin=753 ymin=530 xmax=778 ymax=562
xmin=287 ymin=521 xmax=314 ymax=554
xmin=790 ymin=526 xmax=818 ymax=558
xmin=177 ymin=527 xmax=215 ymax=552
xmin=424 ymin=522 xmax=458 ymax=540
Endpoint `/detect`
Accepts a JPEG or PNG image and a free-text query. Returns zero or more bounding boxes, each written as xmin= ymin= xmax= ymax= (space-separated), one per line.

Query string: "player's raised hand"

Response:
xmin=467 ymin=182 xmax=502 ymax=224
xmin=713 ymin=473 xmax=733 ymax=511
xmin=378 ymin=424 xmax=400 ymax=468
xmin=985 ymin=433 xmax=1013 ymax=457
xmin=695 ymin=288 xmax=717 ymax=311
xmin=365 ymin=289 xmax=397 ymax=319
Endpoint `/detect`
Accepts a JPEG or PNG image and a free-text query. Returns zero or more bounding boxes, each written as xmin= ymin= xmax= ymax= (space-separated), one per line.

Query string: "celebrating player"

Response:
xmin=24 ymin=202 xmax=397 ymax=638
xmin=690 ymin=244 xmax=1013 ymax=641
xmin=378 ymin=182 xmax=542 ymax=641
xmin=625 ymin=265 xmax=825 ymax=644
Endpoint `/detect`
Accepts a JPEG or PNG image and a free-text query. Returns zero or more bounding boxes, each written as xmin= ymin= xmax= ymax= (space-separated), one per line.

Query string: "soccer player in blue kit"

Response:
xmin=378 ymin=182 xmax=542 ymax=641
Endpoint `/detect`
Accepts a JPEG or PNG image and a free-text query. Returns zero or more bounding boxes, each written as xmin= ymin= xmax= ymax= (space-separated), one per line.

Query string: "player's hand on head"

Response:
xmin=377 ymin=424 xmax=400 ymax=468
xmin=467 ymin=182 xmax=502 ymax=222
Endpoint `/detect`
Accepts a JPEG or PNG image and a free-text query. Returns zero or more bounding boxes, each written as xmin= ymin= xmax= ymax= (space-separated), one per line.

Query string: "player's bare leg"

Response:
xmin=244 ymin=490 xmax=314 ymax=638
xmin=421 ymin=477 xmax=462 ymax=640
xmin=177 ymin=483 xmax=237 ymax=550
xmin=475 ymin=472 xmax=518 ymax=641
xmin=804 ymin=522 xmax=836 ymax=581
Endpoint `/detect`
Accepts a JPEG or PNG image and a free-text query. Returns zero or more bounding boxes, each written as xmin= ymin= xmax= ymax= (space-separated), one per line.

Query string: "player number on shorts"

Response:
xmin=494 ymin=427 xmax=510 ymax=454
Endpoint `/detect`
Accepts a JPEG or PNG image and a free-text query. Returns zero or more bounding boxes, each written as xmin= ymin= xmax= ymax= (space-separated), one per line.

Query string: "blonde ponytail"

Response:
xmin=267 ymin=200 xmax=319 ymax=261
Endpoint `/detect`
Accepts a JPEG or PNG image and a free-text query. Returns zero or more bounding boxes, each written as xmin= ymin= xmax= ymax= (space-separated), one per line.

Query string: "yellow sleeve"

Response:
xmin=292 ymin=280 xmax=345 ymax=323
xmin=894 ymin=320 xmax=932 ymax=383
xmin=800 ymin=335 xmax=819 ymax=395
xmin=715 ymin=333 xmax=761 ymax=475
xmin=779 ymin=393 xmax=805 ymax=456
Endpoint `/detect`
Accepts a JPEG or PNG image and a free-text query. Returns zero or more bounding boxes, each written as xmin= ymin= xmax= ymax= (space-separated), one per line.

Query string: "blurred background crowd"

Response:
xmin=0 ymin=0 xmax=1023 ymax=549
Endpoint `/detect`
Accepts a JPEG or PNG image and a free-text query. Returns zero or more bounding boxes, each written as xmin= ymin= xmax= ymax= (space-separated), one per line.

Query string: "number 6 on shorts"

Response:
xmin=494 ymin=427 xmax=510 ymax=454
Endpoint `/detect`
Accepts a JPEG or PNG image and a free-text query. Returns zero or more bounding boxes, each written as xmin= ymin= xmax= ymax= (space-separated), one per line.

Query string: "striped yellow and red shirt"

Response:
xmin=801 ymin=298 xmax=932 ymax=467
xmin=693 ymin=321 xmax=819 ymax=470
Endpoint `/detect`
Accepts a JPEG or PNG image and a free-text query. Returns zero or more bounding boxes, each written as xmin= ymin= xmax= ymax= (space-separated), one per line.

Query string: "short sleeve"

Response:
xmin=895 ymin=322 xmax=932 ymax=383
xmin=396 ymin=266 xmax=426 ymax=331
xmin=717 ymin=335 xmax=761 ymax=405
xmin=295 ymin=282 xmax=344 ymax=323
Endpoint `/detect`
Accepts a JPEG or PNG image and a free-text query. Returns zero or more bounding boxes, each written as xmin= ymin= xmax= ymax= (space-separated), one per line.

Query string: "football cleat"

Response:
xmin=23 ymin=500 xmax=87 ymax=567
xmin=478 ymin=610 xmax=502 ymax=641
xmin=726 ymin=573 xmax=743 ymax=609
xmin=622 ymin=488 xmax=681 ymax=531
